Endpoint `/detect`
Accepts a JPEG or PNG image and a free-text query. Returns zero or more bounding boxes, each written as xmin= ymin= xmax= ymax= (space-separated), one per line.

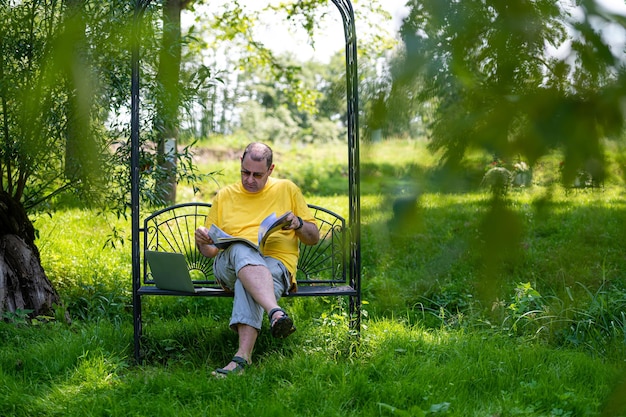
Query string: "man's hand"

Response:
xmin=284 ymin=213 xmax=304 ymax=231
xmin=195 ymin=227 xmax=218 ymax=258
xmin=195 ymin=226 xmax=213 ymax=246
xmin=284 ymin=213 xmax=319 ymax=245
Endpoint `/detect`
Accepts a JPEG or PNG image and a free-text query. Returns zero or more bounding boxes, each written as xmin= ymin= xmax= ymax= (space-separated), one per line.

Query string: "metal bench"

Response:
xmin=132 ymin=202 xmax=359 ymax=360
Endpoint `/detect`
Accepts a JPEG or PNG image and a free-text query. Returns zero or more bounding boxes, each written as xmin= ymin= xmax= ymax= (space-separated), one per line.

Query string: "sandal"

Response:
xmin=213 ymin=356 xmax=248 ymax=377
xmin=269 ymin=307 xmax=296 ymax=339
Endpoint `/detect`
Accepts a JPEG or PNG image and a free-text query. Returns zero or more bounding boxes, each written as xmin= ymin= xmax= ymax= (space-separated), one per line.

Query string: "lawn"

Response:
xmin=1 ymin=138 xmax=626 ymax=417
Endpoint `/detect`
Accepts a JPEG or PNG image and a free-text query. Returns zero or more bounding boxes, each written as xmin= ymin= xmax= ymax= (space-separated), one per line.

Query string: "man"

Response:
xmin=194 ymin=142 xmax=319 ymax=377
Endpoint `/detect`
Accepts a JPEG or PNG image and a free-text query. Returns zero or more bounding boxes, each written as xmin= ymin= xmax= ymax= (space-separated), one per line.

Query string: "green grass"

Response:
xmin=3 ymin=138 xmax=626 ymax=416
xmin=1 ymin=318 xmax=622 ymax=416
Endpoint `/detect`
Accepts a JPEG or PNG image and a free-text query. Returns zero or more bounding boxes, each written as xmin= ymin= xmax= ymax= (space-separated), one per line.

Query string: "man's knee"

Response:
xmin=237 ymin=264 xmax=272 ymax=281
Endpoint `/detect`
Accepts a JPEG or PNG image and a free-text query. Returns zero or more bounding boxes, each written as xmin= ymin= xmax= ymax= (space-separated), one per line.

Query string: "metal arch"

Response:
xmin=329 ymin=0 xmax=361 ymax=332
xmin=130 ymin=0 xmax=361 ymax=360
xmin=130 ymin=0 xmax=154 ymax=361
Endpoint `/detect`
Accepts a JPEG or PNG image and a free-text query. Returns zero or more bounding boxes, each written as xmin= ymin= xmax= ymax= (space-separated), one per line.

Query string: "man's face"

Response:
xmin=240 ymin=155 xmax=273 ymax=193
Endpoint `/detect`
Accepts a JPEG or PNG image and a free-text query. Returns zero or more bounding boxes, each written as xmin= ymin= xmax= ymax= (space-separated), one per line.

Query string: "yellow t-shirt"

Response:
xmin=205 ymin=177 xmax=315 ymax=287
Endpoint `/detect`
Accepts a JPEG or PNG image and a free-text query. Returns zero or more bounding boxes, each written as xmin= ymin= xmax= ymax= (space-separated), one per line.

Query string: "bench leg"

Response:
xmin=349 ymin=294 xmax=361 ymax=335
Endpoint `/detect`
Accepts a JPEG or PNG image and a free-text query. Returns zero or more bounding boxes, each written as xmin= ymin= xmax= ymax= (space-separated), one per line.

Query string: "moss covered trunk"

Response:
xmin=0 ymin=191 xmax=60 ymax=319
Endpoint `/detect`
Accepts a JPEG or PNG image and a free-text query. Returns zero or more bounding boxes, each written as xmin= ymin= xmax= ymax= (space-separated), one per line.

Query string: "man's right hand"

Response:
xmin=195 ymin=226 xmax=213 ymax=246
xmin=195 ymin=227 xmax=218 ymax=258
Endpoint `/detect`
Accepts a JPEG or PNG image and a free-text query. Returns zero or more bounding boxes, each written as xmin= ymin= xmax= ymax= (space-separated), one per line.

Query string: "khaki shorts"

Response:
xmin=213 ymin=243 xmax=290 ymax=331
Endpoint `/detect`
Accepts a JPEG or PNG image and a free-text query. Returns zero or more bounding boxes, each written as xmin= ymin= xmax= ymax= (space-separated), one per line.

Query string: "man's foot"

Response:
xmin=269 ymin=307 xmax=296 ymax=339
xmin=212 ymin=356 xmax=249 ymax=378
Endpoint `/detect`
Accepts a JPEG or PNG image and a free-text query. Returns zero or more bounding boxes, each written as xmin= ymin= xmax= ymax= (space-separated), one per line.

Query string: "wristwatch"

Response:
xmin=295 ymin=216 xmax=304 ymax=230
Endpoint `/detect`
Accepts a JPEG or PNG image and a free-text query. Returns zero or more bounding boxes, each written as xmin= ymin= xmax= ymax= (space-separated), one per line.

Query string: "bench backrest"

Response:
xmin=141 ymin=202 xmax=346 ymax=288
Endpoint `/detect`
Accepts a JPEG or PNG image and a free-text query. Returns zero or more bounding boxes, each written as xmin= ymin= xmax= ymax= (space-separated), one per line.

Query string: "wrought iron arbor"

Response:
xmin=129 ymin=0 xmax=361 ymax=361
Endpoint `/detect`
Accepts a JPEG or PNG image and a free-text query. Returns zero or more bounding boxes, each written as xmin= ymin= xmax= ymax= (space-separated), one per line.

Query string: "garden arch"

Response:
xmin=130 ymin=0 xmax=361 ymax=361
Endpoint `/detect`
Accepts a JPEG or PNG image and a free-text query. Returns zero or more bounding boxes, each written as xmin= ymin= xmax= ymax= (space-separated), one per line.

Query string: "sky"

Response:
xmin=255 ymin=0 xmax=408 ymax=62
xmin=597 ymin=0 xmax=626 ymax=14
xmin=184 ymin=0 xmax=626 ymax=63
xmin=183 ymin=0 xmax=409 ymax=63
xmin=242 ymin=0 xmax=626 ymax=63
xmin=550 ymin=0 xmax=626 ymax=60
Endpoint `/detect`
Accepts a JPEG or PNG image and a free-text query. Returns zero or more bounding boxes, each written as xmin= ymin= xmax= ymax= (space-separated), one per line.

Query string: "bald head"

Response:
xmin=242 ymin=142 xmax=273 ymax=169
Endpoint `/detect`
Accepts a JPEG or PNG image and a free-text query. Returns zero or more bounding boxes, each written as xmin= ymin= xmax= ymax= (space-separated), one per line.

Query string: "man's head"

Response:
xmin=240 ymin=142 xmax=274 ymax=193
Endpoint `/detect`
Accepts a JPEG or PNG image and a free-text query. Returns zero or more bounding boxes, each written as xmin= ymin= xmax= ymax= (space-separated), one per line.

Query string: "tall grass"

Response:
xmin=2 ymin=138 xmax=626 ymax=416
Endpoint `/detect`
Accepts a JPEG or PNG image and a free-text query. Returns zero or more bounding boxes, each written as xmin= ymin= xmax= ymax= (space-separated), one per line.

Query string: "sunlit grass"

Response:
xmin=4 ymin=138 xmax=626 ymax=416
xmin=0 ymin=314 xmax=622 ymax=416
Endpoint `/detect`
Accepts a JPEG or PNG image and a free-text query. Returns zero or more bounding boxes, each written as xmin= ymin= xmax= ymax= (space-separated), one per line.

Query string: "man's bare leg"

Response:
xmin=215 ymin=323 xmax=257 ymax=373
xmin=215 ymin=264 xmax=287 ymax=373
xmin=237 ymin=264 xmax=282 ymax=313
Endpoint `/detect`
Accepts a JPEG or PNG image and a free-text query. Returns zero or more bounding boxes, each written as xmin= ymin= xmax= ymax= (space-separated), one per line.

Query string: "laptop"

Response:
xmin=145 ymin=250 xmax=214 ymax=294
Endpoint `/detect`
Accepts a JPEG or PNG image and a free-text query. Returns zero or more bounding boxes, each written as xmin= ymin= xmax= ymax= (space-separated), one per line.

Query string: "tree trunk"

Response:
xmin=63 ymin=0 xmax=98 ymax=187
xmin=155 ymin=0 xmax=187 ymax=205
xmin=0 ymin=192 xmax=61 ymax=319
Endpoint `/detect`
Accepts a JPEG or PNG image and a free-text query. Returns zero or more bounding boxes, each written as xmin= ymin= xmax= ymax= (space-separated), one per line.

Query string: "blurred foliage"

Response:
xmin=394 ymin=0 xmax=626 ymax=184
xmin=0 ymin=0 xmax=132 ymax=210
xmin=378 ymin=0 xmax=626 ymax=316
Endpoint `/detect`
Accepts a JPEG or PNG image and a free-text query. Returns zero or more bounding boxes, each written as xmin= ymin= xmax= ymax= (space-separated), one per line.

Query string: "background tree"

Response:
xmin=153 ymin=0 xmax=196 ymax=204
xmin=61 ymin=0 xmax=99 ymax=187
xmin=0 ymin=0 xmax=143 ymax=318
xmin=0 ymin=0 xmax=100 ymax=317
xmin=233 ymin=54 xmax=345 ymax=144
xmin=178 ymin=0 xmax=397 ymax=142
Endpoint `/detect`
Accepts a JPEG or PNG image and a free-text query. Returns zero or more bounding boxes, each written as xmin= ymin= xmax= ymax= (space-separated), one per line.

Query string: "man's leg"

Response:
xmin=212 ymin=245 xmax=291 ymax=373
xmin=217 ymin=247 xmax=292 ymax=329
xmin=217 ymin=264 xmax=287 ymax=372
xmin=215 ymin=323 xmax=257 ymax=372
xmin=237 ymin=264 xmax=282 ymax=313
